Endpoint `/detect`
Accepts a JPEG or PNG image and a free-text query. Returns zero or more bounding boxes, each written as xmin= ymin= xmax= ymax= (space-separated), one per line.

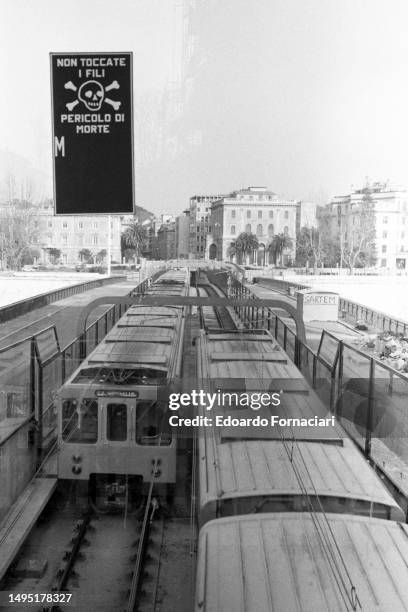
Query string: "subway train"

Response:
xmin=195 ymin=326 xmax=407 ymax=610
xmin=56 ymin=268 xmax=188 ymax=508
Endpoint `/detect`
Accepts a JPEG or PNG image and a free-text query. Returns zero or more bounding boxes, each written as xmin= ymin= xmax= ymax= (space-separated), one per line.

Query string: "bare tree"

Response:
xmin=0 ymin=202 xmax=40 ymax=270
xmin=340 ymin=194 xmax=376 ymax=273
xmin=296 ymin=226 xmax=325 ymax=268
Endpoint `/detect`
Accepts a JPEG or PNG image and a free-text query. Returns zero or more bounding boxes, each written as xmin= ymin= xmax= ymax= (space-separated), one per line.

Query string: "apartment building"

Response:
xmin=207 ymin=186 xmax=299 ymax=264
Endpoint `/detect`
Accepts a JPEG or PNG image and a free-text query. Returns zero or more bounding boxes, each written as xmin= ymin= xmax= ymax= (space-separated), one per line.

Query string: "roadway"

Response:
xmin=0 ymin=277 xmax=142 ymax=350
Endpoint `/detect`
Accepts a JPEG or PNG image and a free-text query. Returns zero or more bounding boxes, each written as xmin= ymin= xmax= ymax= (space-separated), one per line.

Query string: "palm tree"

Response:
xmin=227 ymin=241 xmax=237 ymax=261
xmin=78 ymin=248 xmax=94 ymax=263
xmin=235 ymin=232 xmax=259 ymax=264
xmin=96 ymin=249 xmax=107 ymax=264
xmin=268 ymin=233 xmax=293 ymax=266
xmin=121 ymin=219 xmax=146 ymax=263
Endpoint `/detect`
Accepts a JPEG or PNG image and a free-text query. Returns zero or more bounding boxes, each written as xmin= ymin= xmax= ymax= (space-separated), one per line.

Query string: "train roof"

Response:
xmin=198 ymin=330 xmax=306 ymax=380
xmin=199 ymin=437 xmax=403 ymax=518
xmin=196 ymin=513 xmax=408 ymax=611
xmin=63 ymin=272 xmax=188 ymax=382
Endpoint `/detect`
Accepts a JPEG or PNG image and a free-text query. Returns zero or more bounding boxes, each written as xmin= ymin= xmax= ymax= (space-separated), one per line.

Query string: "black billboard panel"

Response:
xmin=50 ymin=52 xmax=134 ymax=215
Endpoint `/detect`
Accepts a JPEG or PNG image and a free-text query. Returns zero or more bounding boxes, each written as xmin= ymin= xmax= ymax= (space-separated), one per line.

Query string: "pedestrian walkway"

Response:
xmin=0 ymin=477 xmax=57 ymax=582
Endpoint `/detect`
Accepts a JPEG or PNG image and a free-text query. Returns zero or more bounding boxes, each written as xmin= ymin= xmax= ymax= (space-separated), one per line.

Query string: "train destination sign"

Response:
xmin=50 ymin=52 xmax=134 ymax=215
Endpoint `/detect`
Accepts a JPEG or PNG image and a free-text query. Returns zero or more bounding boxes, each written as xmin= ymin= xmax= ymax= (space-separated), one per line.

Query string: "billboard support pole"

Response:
xmin=108 ymin=215 xmax=112 ymax=276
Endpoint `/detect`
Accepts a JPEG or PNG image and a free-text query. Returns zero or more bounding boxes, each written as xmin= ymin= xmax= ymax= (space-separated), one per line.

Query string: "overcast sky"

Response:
xmin=2 ymin=0 xmax=408 ymax=213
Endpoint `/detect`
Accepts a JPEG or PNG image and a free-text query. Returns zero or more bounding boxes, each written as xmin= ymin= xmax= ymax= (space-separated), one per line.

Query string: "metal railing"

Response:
xmin=0 ymin=276 xmax=152 ymax=450
xmin=339 ymin=297 xmax=408 ymax=336
xmin=254 ymin=276 xmax=408 ymax=336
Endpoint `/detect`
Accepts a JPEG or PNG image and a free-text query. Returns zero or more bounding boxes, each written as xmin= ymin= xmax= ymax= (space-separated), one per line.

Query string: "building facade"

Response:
xmin=189 ymin=194 xmax=225 ymax=258
xmin=317 ymin=182 xmax=408 ymax=269
xmin=157 ymin=221 xmax=176 ymax=260
xmin=32 ymin=201 xmax=122 ymax=264
xmin=206 ymin=186 xmax=299 ymax=264
xmin=175 ymin=210 xmax=190 ymax=258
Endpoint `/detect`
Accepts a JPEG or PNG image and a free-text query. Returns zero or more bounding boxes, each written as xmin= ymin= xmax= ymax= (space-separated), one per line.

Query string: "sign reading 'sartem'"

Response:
xmin=50 ymin=52 xmax=134 ymax=215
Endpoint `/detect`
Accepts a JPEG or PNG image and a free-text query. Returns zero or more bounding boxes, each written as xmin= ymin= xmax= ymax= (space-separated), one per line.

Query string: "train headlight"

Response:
xmin=72 ymin=455 xmax=82 ymax=463
xmin=72 ymin=465 xmax=82 ymax=475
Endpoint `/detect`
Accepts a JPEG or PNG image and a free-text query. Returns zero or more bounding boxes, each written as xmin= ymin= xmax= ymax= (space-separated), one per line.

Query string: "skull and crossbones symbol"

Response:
xmin=64 ymin=80 xmax=121 ymax=112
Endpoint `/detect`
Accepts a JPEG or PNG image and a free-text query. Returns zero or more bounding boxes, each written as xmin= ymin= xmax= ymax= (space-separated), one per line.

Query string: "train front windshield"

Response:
xmin=62 ymin=399 xmax=98 ymax=443
xmin=136 ymin=400 xmax=172 ymax=445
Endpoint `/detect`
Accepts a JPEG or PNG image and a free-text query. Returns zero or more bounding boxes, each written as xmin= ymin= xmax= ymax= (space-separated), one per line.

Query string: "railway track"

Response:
xmin=46 ymin=496 xmax=163 ymax=612
xmin=1 ymin=493 xmax=163 ymax=612
xmin=197 ymin=282 xmax=236 ymax=331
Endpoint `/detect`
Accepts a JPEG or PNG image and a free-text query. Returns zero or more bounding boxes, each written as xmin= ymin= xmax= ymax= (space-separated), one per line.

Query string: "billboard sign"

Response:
xmin=50 ymin=52 xmax=134 ymax=215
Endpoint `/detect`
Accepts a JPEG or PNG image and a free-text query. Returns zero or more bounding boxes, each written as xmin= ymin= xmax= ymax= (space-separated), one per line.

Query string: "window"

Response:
xmin=382 ymin=245 xmax=387 ymax=253
xmin=245 ymin=224 xmax=251 ymax=233
xmin=246 ymin=210 xmax=251 ymax=218
xmin=136 ymin=401 xmax=172 ymax=445
xmin=93 ymin=222 xmax=98 ymax=229
xmin=382 ymin=231 xmax=387 ymax=239
xmin=231 ymin=210 xmax=236 ymax=219
xmin=231 ymin=225 xmax=236 ymax=235
xmin=269 ymin=210 xmax=273 ymax=218
xmin=258 ymin=210 xmax=262 ymax=219
xmin=62 ymin=399 xmax=98 ymax=443
xmin=92 ymin=235 xmax=98 ymax=245
xmin=34 ymin=220 xmax=39 ymax=227
xmin=383 ymin=216 xmax=388 ymax=224
xmin=63 ymin=221 xmax=68 ymax=228
xmin=48 ymin=221 xmax=53 ymax=228
xmin=284 ymin=210 xmax=289 ymax=219
xmin=62 ymin=234 xmax=68 ymax=245
xmin=107 ymin=403 xmax=127 ymax=441
xmin=78 ymin=234 xmax=84 ymax=246
xmin=284 ymin=226 xmax=289 ymax=234
xmin=381 ymin=258 xmax=387 ymax=267
xmin=79 ymin=222 xmax=83 ymax=229
xmin=256 ymin=224 xmax=263 ymax=236
xmin=268 ymin=224 xmax=274 ymax=237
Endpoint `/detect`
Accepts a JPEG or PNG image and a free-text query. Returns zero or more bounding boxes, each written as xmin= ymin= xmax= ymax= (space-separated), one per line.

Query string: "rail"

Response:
xmin=126 ymin=479 xmax=157 ymax=612
xmin=48 ymin=509 xmax=94 ymax=609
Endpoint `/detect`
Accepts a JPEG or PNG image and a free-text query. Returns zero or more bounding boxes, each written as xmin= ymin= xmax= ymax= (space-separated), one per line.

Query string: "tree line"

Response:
xmin=227 ymin=232 xmax=294 ymax=266
xmin=0 ymin=200 xmax=148 ymax=270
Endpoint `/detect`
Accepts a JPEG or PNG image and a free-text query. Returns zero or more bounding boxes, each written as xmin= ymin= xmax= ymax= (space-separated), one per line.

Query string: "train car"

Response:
xmin=56 ymin=269 xmax=188 ymax=506
xmin=197 ymin=329 xmax=404 ymax=524
xmin=195 ymin=513 xmax=408 ymax=611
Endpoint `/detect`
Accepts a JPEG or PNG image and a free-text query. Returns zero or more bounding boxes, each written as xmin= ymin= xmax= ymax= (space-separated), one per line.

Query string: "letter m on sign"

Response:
xmin=55 ymin=136 xmax=65 ymax=157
